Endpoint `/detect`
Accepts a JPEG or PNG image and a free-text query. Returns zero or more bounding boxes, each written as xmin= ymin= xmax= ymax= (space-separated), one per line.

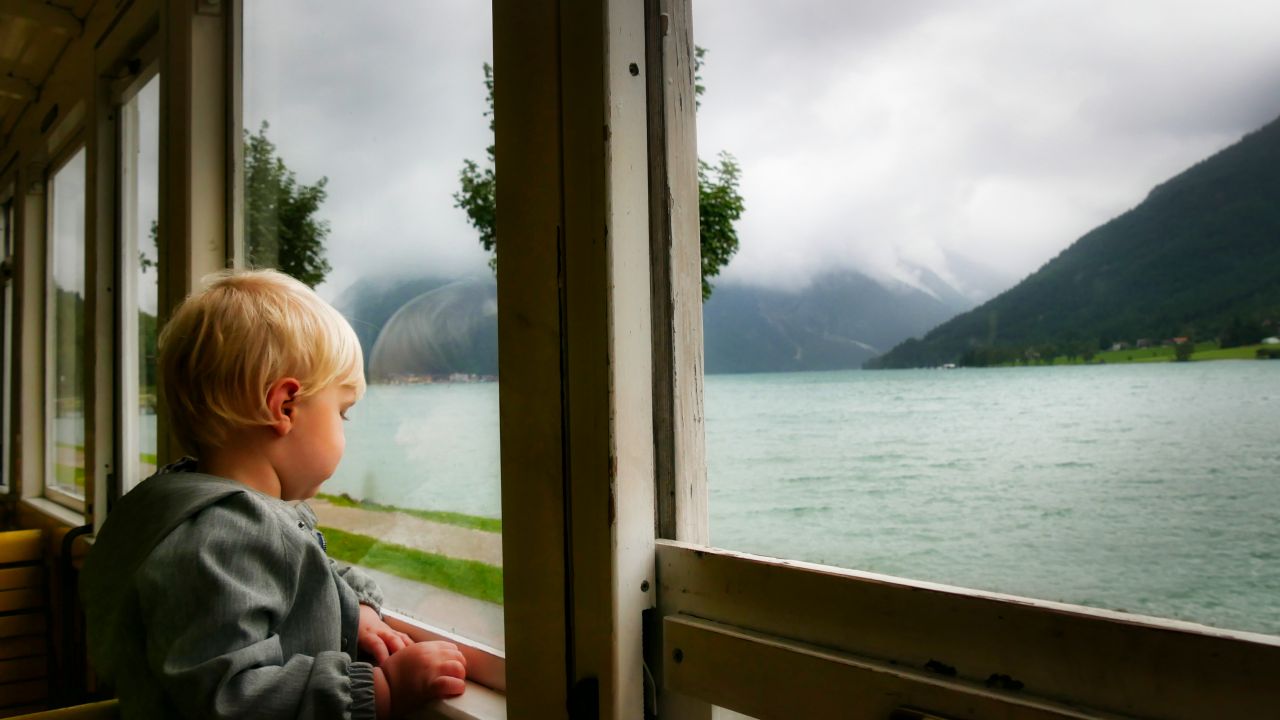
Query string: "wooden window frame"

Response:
xmin=0 ymin=193 xmax=13 ymax=496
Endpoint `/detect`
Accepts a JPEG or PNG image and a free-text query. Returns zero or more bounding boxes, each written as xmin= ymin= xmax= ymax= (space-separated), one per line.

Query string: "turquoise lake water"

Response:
xmin=328 ymin=361 xmax=1280 ymax=636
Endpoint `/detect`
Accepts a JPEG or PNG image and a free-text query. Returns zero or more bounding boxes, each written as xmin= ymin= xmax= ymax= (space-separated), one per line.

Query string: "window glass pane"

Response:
xmin=121 ymin=74 xmax=160 ymax=492
xmin=694 ymin=1 xmax=1280 ymax=636
xmin=49 ymin=148 xmax=87 ymax=500
xmin=244 ymin=1 xmax=502 ymax=648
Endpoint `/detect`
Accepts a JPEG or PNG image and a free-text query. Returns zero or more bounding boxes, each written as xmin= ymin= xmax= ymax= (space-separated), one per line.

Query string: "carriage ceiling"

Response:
xmin=1 ymin=0 xmax=91 ymax=169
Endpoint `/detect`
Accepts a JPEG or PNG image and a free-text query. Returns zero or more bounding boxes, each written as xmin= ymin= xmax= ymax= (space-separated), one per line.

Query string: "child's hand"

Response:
xmin=358 ymin=604 xmax=412 ymax=664
xmin=381 ymin=640 xmax=467 ymax=714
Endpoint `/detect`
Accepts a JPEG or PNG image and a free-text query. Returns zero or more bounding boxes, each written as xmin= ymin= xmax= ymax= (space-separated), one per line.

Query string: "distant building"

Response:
xmin=1110 ymin=341 xmax=1130 ymax=351
xmin=1136 ymin=338 xmax=1151 ymax=348
xmin=1263 ymin=337 xmax=1280 ymax=345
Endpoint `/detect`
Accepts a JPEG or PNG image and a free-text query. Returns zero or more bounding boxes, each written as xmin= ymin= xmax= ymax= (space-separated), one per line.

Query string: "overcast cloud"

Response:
xmin=244 ymin=1 xmax=1280 ymax=302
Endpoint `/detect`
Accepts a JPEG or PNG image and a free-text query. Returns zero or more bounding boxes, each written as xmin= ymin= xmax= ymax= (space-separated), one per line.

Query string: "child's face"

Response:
xmin=277 ymin=383 xmax=358 ymax=501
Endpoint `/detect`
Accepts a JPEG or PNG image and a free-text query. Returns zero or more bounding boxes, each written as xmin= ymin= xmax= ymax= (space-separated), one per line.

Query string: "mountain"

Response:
xmin=334 ymin=269 xmax=972 ymax=378
xmin=703 ymin=271 xmax=972 ymax=373
xmin=867 ymin=114 xmax=1280 ymax=369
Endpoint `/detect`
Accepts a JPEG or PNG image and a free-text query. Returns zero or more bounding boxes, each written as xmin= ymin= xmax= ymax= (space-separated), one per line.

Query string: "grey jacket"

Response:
xmin=81 ymin=461 xmax=384 ymax=719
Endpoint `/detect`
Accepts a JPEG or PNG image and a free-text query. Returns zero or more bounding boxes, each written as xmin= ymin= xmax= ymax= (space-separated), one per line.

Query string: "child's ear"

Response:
xmin=266 ymin=377 xmax=303 ymax=436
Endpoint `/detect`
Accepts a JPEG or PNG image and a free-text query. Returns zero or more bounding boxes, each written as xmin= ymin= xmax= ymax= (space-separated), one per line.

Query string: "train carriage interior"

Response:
xmin=0 ymin=0 xmax=1277 ymax=718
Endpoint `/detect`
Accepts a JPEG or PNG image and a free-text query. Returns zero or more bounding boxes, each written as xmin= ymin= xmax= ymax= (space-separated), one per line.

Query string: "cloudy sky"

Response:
xmin=244 ymin=0 xmax=1280 ymax=303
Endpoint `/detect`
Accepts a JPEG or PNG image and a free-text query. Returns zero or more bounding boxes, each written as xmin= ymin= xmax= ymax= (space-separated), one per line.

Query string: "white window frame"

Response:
xmin=115 ymin=59 xmax=160 ymax=503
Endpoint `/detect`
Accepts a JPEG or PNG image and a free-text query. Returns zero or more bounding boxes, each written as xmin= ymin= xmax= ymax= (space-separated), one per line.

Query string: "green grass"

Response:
xmin=319 ymin=525 xmax=503 ymax=605
xmin=316 ymin=492 xmax=501 ymax=533
xmin=55 ymin=463 xmax=85 ymax=489
xmin=1190 ymin=343 xmax=1270 ymax=361
xmin=1018 ymin=342 xmax=1270 ymax=367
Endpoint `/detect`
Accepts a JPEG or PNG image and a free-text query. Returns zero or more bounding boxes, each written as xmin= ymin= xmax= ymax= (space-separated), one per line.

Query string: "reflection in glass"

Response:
xmin=244 ymin=1 xmax=502 ymax=647
xmin=121 ymin=75 xmax=160 ymax=491
xmin=49 ymin=148 xmax=87 ymax=499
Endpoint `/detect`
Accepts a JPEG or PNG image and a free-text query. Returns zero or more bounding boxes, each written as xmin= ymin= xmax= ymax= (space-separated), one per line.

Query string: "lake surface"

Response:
xmin=329 ymin=361 xmax=1280 ymax=636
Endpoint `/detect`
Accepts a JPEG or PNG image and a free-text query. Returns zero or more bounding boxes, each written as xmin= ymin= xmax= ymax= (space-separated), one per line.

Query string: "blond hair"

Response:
xmin=158 ymin=269 xmax=366 ymax=455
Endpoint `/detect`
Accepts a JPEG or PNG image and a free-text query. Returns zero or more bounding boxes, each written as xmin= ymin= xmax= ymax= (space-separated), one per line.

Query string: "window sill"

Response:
xmin=411 ymin=682 xmax=506 ymax=720
xmin=21 ymin=495 xmax=85 ymax=528
xmin=384 ymin=610 xmax=506 ymax=719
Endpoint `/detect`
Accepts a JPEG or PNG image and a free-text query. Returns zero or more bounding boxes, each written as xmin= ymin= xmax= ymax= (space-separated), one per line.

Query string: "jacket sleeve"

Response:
xmin=334 ymin=563 xmax=385 ymax=614
xmin=135 ymin=499 xmax=378 ymax=719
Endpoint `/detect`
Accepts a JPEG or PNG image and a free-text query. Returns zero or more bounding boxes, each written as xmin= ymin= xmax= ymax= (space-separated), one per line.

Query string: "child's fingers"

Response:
xmin=380 ymin=629 xmax=407 ymax=654
xmin=363 ymin=636 xmax=390 ymax=665
xmin=428 ymin=675 xmax=467 ymax=698
xmin=436 ymin=658 xmax=466 ymax=680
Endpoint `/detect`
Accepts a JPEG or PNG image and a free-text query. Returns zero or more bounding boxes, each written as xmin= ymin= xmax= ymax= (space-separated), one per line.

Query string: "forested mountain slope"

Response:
xmin=868 ymin=113 xmax=1280 ymax=368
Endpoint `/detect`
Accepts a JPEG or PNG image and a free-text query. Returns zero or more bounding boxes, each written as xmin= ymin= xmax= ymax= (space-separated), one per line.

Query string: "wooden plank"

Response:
xmin=648 ymin=5 xmax=710 ymax=716
xmin=648 ymin=0 xmax=707 ymax=547
xmin=0 ymin=566 xmax=40 ymax=591
xmin=0 ymin=704 xmax=50 ymax=718
xmin=0 ymin=613 xmax=45 ymax=638
xmin=657 ymin=541 xmax=1280 ymax=720
xmin=492 ymin=0 xmax=571 ymax=715
xmin=0 ymin=530 xmax=41 ymax=564
xmin=665 ymin=615 xmax=1108 ymax=720
xmin=0 ymin=0 xmax=81 ymax=36
xmin=0 ymin=635 xmax=44 ymax=661
xmin=0 ymin=588 xmax=42 ymax=613
xmin=156 ymin=0 xmax=230 ymax=463
xmin=0 ymin=678 xmax=48 ymax=706
xmin=0 ymin=656 xmax=46 ymax=683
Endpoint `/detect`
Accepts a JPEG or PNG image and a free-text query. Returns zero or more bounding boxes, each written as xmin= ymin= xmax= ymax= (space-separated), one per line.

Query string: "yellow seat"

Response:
xmin=4 ymin=700 xmax=118 ymax=720
xmin=0 ymin=530 xmax=52 ymax=718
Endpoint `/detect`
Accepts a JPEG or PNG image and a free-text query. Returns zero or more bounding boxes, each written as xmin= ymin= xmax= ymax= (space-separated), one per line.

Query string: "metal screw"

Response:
xmin=640 ymin=580 xmax=650 ymax=592
xmin=629 ymin=63 xmax=640 ymax=77
xmin=673 ymin=648 xmax=684 ymax=663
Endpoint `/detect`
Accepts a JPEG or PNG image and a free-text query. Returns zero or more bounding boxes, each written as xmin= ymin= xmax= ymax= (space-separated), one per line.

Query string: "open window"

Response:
xmin=117 ymin=68 xmax=160 ymax=496
xmin=645 ymin=1 xmax=1280 ymax=718
xmin=46 ymin=145 xmax=88 ymax=511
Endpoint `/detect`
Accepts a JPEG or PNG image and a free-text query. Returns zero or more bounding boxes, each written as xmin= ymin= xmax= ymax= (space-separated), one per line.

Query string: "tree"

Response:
xmin=244 ymin=122 xmax=332 ymax=288
xmin=455 ymin=49 xmax=744 ymax=299
xmin=1174 ymin=338 xmax=1195 ymax=362
xmin=455 ymin=64 xmax=497 ymax=272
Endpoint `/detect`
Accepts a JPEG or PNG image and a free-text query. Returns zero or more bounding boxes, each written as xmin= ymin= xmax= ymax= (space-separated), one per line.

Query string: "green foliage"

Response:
xmin=698 ymin=152 xmax=744 ymax=299
xmin=869 ymin=113 xmax=1280 ymax=369
xmin=455 ymin=50 xmax=745 ymax=298
xmin=244 ymin=122 xmax=332 ymax=288
xmin=316 ymin=492 xmax=502 ymax=533
xmin=320 ymin=526 xmax=504 ymax=604
xmin=454 ymin=64 xmax=498 ymax=271
xmin=1174 ymin=339 xmax=1195 ymax=362
xmin=52 ymin=287 xmax=84 ymax=411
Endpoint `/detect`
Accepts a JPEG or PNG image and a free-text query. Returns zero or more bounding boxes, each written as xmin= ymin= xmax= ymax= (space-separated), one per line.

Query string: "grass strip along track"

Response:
xmin=320 ymin=525 xmax=504 ymax=605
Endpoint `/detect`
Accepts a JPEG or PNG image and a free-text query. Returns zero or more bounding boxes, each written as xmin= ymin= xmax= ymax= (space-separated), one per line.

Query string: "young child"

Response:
xmin=81 ymin=269 xmax=466 ymax=718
